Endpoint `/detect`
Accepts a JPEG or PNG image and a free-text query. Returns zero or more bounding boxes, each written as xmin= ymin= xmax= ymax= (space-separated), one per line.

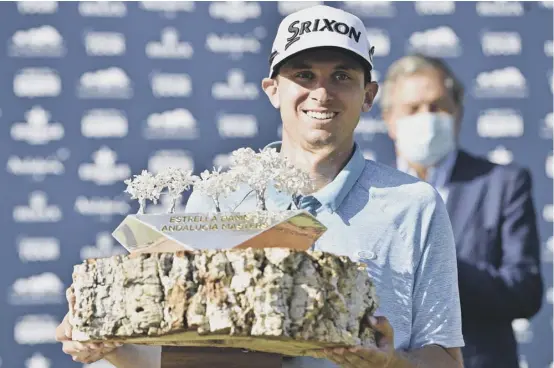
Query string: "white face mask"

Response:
xmin=394 ymin=112 xmax=456 ymax=167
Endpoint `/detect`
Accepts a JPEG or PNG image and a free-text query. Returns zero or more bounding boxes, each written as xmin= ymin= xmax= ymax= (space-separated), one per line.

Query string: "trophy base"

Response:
xmin=161 ymin=346 xmax=282 ymax=368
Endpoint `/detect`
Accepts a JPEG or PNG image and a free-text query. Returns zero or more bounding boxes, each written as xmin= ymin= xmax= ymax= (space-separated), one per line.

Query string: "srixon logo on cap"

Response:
xmin=285 ymin=19 xmax=361 ymax=50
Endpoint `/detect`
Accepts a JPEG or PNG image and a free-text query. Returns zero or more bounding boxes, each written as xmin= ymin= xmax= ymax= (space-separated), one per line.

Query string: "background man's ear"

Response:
xmin=262 ymin=78 xmax=280 ymax=109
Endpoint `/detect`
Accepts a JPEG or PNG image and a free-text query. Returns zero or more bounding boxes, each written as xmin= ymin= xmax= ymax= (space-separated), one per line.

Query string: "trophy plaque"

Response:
xmin=67 ymin=147 xmax=379 ymax=367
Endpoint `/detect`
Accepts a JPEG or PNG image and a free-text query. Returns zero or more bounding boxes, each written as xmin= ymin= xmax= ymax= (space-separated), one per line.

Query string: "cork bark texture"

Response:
xmin=69 ymin=248 xmax=378 ymax=349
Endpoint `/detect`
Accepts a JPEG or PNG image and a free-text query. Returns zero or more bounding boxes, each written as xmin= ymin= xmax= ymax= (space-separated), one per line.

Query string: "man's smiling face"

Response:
xmin=263 ymin=48 xmax=378 ymax=149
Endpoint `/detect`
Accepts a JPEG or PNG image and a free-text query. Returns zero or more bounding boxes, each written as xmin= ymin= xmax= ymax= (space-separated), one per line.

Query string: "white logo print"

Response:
xmin=14 ymin=68 xmax=61 ymax=98
xmin=544 ymin=204 xmax=554 ymax=222
xmin=415 ymin=1 xmax=456 ymax=15
xmin=545 ymin=40 xmax=553 ymax=57
xmin=80 ymin=232 xmax=126 ymax=260
xmin=79 ymin=1 xmax=127 ymax=17
xmin=84 ymin=31 xmax=125 ymax=56
xmin=9 ymin=25 xmax=65 ymax=57
xmin=476 ymin=1 xmax=524 ymax=16
xmin=9 ymin=273 xmax=64 ymax=306
xmin=277 ymin=1 xmax=322 ymax=15
xmin=366 ymin=29 xmax=390 ymax=56
xmin=487 ymin=146 xmax=513 ymax=165
xmin=25 ymin=353 xmax=50 ymax=368
xmin=151 ymin=72 xmax=192 ymax=97
xmin=139 ymin=1 xmax=195 ymax=18
xmin=18 ymin=237 xmax=60 ymax=262
xmin=17 ymin=1 xmax=58 ymax=14
xmin=78 ymin=67 xmax=132 ymax=99
xmin=82 ymin=109 xmax=128 ymax=138
xmin=355 ymin=117 xmax=387 ymax=140
xmin=481 ymin=31 xmax=521 ymax=56
xmin=209 ymin=2 xmax=261 ymax=23
xmin=11 ymin=106 xmax=64 ymax=145
xmin=217 ymin=113 xmax=258 ymax=138
xmin=512 ymin=319 xmax=533 ymax=343
xmin=212 ymin=152 xmax=233 ymax=169
xmin=78 ymin=146 xmax=131 ymax=185
xmin=477 ymin=109 xmax=524 ymax=138
xmin=212 ymin=69 xmax=259 ymax=100
xmin=206 ymin=32 xmax=262 ymax=58
xmin=144 ymin=109 xmax=199 ymax=140
xmin=408 ymin=26 xmax=461 ymax=57
xmin=547 ymin=153 xmax=553 ymax=178
xmin=341 ymin=1 xmax=396 ymax=17
xmin=7 ymin=152 xmax=66 ymax=180
xmin=148 ymin=150 xmax=195 ymax=174
xmin=13 ymin=191 xmax=62 ymax=223
xmin=473 ymin=67 xmax=527 ymax=98
xmin=542 ymin=112 xmax=553 ymax=139
xmin=146 ymin=28 xmax=193 ymax=59
xmin=74 ymin=196 xmax=131 ymax=217
xmin=14 ymin=315 xmax=59 ymax=344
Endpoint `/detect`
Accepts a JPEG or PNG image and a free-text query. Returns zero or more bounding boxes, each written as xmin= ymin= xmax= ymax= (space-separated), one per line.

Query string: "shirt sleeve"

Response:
xmin=409 ymin=188 xmax=465 ymax=349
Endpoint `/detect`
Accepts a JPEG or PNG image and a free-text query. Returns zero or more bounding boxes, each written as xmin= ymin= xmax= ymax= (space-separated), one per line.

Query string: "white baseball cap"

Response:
xmin=268 ymin=5 xmax=374 ymax=78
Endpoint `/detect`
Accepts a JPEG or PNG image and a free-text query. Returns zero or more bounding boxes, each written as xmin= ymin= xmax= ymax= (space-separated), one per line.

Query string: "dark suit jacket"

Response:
xmin=442 ymin=150 xmax=543 ymax=368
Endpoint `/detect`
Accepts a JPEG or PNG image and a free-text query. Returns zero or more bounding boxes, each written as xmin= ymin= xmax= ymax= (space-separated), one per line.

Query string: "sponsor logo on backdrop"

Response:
xmin=14 ymin=68 xmax=61 ymax=98
xmin=546 ymin=40 xmax=553 ymax=57
xmin=79 ymin=1 xmax=126 ymax=17
xmin=150 ymin=72 xmax=192 ymax=97
xmin=17 ymin=1 xmax=58 ymax=14
xmin=78 ymin=146 xmax=131 ymax=185
xmin=212 ymin=69 xmax=259 ymax=100
xmin=540 ymin=1 xmax=554 ymax=9
xmin=408 ymin=26 xmax=461 ymax=57
xmin=80 ymin=232 xmax=126 ymax=260
xmin=25 ymin=353 xmax=50 ymax=368
xmin=544 ymin=236 xmax=553 ymax=264
xmin=512 ymin=319 xmax=533 ymax=343
xmin=547 ymin=153 xmax=553 ymax=178
xmin=340 ymin=1 xmax=396 ymax=17
xmin=476 ymin=1 xmax=524 ymax=16
xmin=477 ymin=109 xmax=524 ymax=138
xmin=415 ymin=1 xmax=456 ymax=15
xmin=74 ymin=196 xmax=131 ymax=217
xmin=365 ymin=29 xmax=390 ymax=56
xmin=143 ymin=109 xmax=199 ymax=140
xmin=481 ymin=31 xmax=522 ymax=56
xmin=544 ymin=204 xmax=553 ymax=222
xmin=139 ymin=1 xmax=195 ymax=18
xmin=11 ymin=106 xmax=64 ymax=145
xmin=487 ymin=146 xmax=513 ymax=165
xmin=18 ymin=237 xmax=60 ymax=262
xmin=14 ymin=315 xmax=59 ymax=344
xmin=217 ymin=113 xmax=258 ymax=138
xmin=7 ymin=152 xmax=66 ymax=180
xmin=148 ymin=150 xmax=195 ymax=174
xmin=78 ymin=67 xmax=133 ymax=99
xmin=9 ymin=272 xmax=64 ymax=305
xmin=213 ymin=152 xmax=233 ymax=169
xmin=84 ymin=31 xmax=125 ymax=56
xmin=82 ymin=109 xmax=128 ymax=138
xmin=13 ymin=191 xmax=62 ymax=223
xmin=209 ymin=1 xmax=261 ymax=23
xmin=541 ymin=112 xmax=553 ymax=139
xmin=277 ymin=1 xmax=322 ymax=15
xmin=354 ymin=117 xmax=387 ymax=140
xmin=146 ymin=28 xmax=193 ymax=59
xmin=206 ymin=31 xmax=263 ymax=58
xmin=473 ymin=67 xmax=527 ymax=98
xmin=9 ymin=25 xmax=65 ymax=57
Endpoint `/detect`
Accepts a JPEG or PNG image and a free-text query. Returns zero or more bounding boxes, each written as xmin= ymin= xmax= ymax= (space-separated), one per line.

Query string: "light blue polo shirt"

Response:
xmin=184 ymin=141 xmax=464 ymax=367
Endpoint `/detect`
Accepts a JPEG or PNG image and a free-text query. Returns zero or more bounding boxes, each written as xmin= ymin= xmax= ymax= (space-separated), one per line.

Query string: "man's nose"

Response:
xmin=309 ymin=79 xmax=334 ymax=103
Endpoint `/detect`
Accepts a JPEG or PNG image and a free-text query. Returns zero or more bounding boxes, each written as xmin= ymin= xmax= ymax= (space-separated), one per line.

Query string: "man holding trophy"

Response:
xmin=56 ymin=5 xmax=464 ymax=368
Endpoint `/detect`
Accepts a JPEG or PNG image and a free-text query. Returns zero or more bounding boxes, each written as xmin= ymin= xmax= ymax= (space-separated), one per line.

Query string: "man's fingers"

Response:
xmin=342 ymin=349 xmax=370 ymax=366
xmin=370 ymin=316 xmax=394 ymax=344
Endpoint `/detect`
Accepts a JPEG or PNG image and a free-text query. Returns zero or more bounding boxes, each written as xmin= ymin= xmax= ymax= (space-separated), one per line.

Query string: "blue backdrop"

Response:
xmin=0 ymin=2 xmax=552 ymax=368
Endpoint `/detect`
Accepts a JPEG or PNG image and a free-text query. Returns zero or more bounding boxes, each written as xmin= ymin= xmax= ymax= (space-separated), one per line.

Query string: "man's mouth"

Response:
xmin=303 ymin=110 xmax=338 ymax=120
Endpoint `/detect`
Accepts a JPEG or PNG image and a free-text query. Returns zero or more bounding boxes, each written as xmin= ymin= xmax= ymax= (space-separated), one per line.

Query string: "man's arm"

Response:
xmin=456 ymin=168 xmax=544 ymax=320
xmin=394 ymin=345 xmax=463 ymax=368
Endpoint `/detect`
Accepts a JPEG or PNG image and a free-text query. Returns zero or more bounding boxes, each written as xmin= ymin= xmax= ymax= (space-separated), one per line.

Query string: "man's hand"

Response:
xmin=309 ymin=316 xmax=396 ymax=368
xmin=55 ymin=288 xmax=122 ymax=364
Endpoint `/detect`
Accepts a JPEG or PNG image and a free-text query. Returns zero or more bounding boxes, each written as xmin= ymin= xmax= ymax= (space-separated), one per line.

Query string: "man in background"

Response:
xmin=380 ymin=53 xmax=544 ymax=368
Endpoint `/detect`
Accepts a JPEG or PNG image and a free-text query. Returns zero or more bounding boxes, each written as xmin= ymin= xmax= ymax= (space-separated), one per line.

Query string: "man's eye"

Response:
xmin=295 ymin=71 xmax=314 ymax=79
xmin=335 ymin=72 xmax=351 ymax=81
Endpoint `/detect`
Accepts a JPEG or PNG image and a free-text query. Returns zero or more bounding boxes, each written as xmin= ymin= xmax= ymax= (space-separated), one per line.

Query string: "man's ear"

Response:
xmin=262 ymin=77 xmax=280 ymax=109
xmin=362 ymin=82 xmax=379 ymax=113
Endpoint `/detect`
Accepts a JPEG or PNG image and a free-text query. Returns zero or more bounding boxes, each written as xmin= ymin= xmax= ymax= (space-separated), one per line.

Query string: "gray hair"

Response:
xmin=379 ymin=54 xmax=464 ymax=112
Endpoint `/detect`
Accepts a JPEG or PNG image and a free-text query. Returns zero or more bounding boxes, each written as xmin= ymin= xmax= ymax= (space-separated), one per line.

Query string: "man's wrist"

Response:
xmin=390 ymin=349 xmax=418 ymax=368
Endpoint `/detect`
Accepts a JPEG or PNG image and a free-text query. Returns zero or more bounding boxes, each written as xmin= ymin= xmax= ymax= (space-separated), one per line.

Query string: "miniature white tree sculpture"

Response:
xmin=155 ymin=167 xmax=198 ymax=214
xmin=124 ymin=170 xmax=163 ymax=214
xmin=273 ymin=159 xmax=314 ymax=201
xmin=194 ymin=167 xmax=241 ymax=212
